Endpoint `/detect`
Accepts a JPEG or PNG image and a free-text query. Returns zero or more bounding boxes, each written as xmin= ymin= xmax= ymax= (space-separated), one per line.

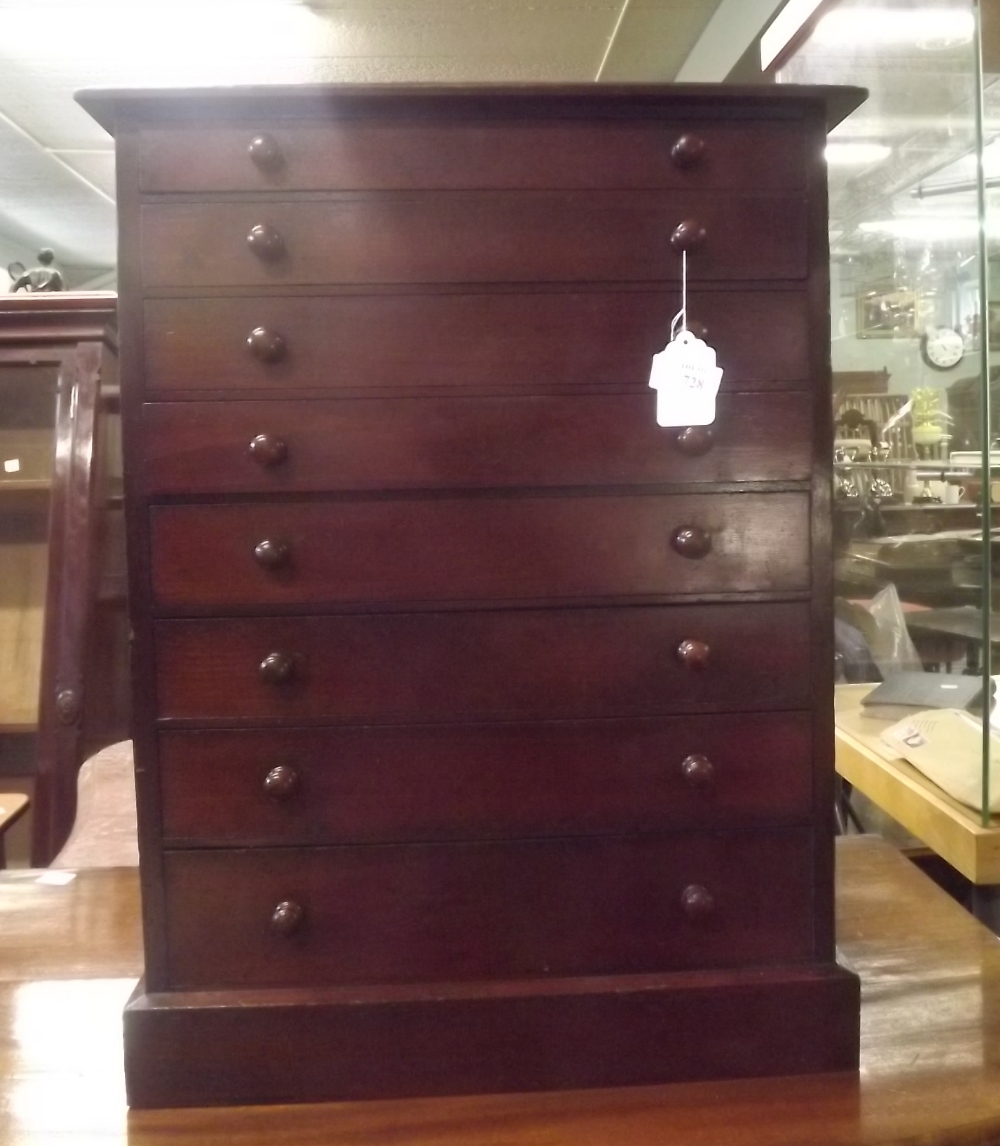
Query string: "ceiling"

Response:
xmin=0 ymin=0 xmax=792 ymax=290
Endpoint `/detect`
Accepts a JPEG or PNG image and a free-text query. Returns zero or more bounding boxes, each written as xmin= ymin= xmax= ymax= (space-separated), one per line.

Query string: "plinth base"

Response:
xmin=124 ymin=963 xmax=859 ymax=1108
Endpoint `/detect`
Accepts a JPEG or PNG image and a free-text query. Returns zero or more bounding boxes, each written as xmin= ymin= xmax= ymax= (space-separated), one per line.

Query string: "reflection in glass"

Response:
xmin=781 ymin=0 xmax=998 ymax=842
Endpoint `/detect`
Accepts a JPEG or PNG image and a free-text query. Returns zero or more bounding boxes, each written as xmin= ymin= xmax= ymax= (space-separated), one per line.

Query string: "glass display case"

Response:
xmin=779 ymin=0 xmax=1000 ymax=919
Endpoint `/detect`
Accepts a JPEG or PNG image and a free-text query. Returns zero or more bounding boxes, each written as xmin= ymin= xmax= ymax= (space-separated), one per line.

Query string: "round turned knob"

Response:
xmin=247 ymin=223 xmax=285 ymax=262
xmin=670 ymin=133 xmax=706 ymax=169
xmin=686 ymin=319 xmax=709 ymax=340
xmin=248 ymin=433 xmax=288 ymax=467
xmin=680 ymin=753 xmax=715 ymax=789
xmin=253 ymin=538 xmax=291 ymax=570
xmin=246 ymin=326 xmax=286 ymax=364
xmin=270 ymin=899 xmax=305 ymax=937
xmin=680 ymin=884 xmax=715 ymax=920
xmin=673 ymin=426 xmax=714 ymax=457
xmin=670 ymin=219 xmax=706 ymax=254
xmin=55 ymin=687 xmax=81 ymax=726
xmin=670 ymin=525 xmax=712 ymax=560
xmin=248 ymin=133 xmax=284 ymax=172
xmin=676 ymin=638 xmax=710 ymax=670
xmin=263 ymin=764 xmax=300 ymax=800
xmin=259 ymin=650 xmax=296 ymax=685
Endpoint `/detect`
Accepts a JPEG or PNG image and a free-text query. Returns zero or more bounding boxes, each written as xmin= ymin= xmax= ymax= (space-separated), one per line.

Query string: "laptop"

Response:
xmin=861 ymin=671 xmax=993 ymax=720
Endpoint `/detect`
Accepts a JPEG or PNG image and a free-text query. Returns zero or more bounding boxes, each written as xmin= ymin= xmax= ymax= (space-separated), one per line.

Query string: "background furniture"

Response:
xmin=906 ymin=606 xmax=1000 ymax=674
xmin=0 ymin=792 xmax=28 ymax=869
xmin=2 ymin=837 xmax=999 ymax=1145
xmin=83 ymin=82 xmax=863 ymax=1107
xmin=835 ymin=683 xmax=1000 ymax=927
xmin=49 ymin=739 xmax=137 ymax=869
xmin=0 ymin=293 xmax=129 ymax=867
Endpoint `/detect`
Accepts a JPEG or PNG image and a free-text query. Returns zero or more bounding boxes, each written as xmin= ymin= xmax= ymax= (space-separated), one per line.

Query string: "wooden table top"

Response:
xmin=835 ymin=683 xmax=1000 ymax=884
xmin=3 ymin=837 xmax=1000 ymax=1145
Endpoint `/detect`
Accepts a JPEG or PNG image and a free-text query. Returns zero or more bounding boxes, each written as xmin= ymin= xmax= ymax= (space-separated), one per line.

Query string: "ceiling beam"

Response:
xmin=674 ymin=0 xmax=788 ymax=82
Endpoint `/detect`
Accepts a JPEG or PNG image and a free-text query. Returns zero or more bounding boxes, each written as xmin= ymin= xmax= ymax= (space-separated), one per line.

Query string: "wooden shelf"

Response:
xmin=0 ymin=480 xmax=51 ymax=494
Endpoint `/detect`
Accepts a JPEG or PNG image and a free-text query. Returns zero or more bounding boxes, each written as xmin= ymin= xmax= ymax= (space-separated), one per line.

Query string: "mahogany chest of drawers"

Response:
xmin=80 ymin=83 xmax=864 ymax=1108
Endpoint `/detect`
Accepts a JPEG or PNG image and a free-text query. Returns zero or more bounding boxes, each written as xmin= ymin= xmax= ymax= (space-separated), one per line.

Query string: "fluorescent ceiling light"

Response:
xmin=760 ymin=0 xmax=825 ymax=70
xmin=825 ymin=142 xmax=891 ymax=165
xmin=859 ymin=217 xmax=983 ymax=240
xmin=812 ymin=7 xmax=975 ymax=49
xmin=0 ymin=1 xmax=323 ymax=76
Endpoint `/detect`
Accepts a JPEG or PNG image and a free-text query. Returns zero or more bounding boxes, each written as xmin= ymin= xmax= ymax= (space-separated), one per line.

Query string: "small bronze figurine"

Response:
xmin=8 ymin=248 xmax=64 ymax=292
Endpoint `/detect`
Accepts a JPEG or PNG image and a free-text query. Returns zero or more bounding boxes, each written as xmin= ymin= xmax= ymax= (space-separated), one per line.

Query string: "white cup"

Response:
xmin=943 ymin=484 xmax=966 ymax=505
xmin=926 ymin=480 xmax=947 ymax=501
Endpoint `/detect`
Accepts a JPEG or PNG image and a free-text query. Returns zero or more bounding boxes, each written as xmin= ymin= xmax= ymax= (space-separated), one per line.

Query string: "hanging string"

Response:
xmin=669 ymin=249 xmax=688 ymax=342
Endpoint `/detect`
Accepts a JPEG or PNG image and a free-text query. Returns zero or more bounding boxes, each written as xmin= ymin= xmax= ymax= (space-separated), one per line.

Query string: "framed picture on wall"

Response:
xmin=856 ymin=284 xmax=920 ymax=338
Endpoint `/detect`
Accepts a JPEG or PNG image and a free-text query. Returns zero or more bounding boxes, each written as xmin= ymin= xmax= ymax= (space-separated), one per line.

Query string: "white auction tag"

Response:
xmin=648 ymin=329 xmax=723 ymax=427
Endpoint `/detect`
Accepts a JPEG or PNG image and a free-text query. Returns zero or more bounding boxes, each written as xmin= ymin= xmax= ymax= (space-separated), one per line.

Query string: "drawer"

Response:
xmin=153 ymin=603 xmax=812 ymax=723
xmin=159 ymin=713 xmax=814 ymax=846
xmin=141 ymin=392 xmax=814 ymax=496
xmin=142 ymin=291 xmax=810 ymax=397
xmin=140 ymin=119 xmax=806 ymax=193
xmin=139 ymin=193 xmax=806 ymax=288
xmin=149 ymin=493 xmax=810 ymax=610
xmin=161 ymin=830 xmax=816 ymax=988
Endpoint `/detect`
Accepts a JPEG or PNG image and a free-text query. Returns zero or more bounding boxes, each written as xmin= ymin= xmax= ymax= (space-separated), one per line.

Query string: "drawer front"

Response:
xmin=140 ymin=194 xmax=806 ymax=288
xmin=141 ymin=392 xmax=814 ymax=496
xmin=140 ymin=120 xmax=806 ymax=193
xmin=159 ymin=713 xmax=814 ymax=846
xmin=143 ymin=291 xmax=809 ymax=397
xmin=150 ymin=493 xmax=810 ymax=609
xmin=162 ymin=830 xmax=815 ymax=988
xmin=153 ymin=603 xmax=812 ymax=723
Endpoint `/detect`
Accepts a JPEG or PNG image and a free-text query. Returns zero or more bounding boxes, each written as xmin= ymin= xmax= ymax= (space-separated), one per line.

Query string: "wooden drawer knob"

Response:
xmin=670 ymin=526 xmax=712 ymax=560
xmin=253 ymin=538 xmax=291 ymax=570
xmin=670 ymin=133 xmax=706 ymax=169
xmin=270 ymin=899 xmax=305 ymax=936
xmin=263 ymin=764 xmax=300 ymax=800
xmin=259 ymin=651 xmax=296 ymax=685
xmin=680 ymin=753 xmax=715 ymax=789
xmin=676 ymin=638 xmax=710 ymax=670
xmin=673 ymin=426 xmax=714 ymax=457
xmin=246 ymin=326 xmax=286 ymax=364
xmin=247 ymin=223 xmax=285 ymax=262
xmin=681 ymin=884 xmax=715 ymax=920
xmin=248 ymin=433 xmax=288 ymax=467
xmin=670 ymin=219 xmax=706 ymax=253
xmin=686 ymin=319 xmax=709 ymax=340
xmin=248 ymin=133 xmax=284 ymax=172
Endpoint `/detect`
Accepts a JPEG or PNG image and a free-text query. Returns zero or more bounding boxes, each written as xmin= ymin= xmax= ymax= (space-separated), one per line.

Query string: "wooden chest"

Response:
xmin=79 ymin=83 xmax=864 ymax=1108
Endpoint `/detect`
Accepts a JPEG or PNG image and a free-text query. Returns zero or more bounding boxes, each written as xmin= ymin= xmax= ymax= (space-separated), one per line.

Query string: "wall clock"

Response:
xmin=920 ymin=326 xmax=965 ymax=371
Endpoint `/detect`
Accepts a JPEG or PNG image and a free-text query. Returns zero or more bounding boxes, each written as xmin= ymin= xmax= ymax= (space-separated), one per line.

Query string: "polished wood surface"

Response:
xmin=157 ymin=712 xmax=813 ymax=846
xmin=142 ymin=291 xmax=811 ymax=397
xmin=153 ymin=603 xmax=813 ymax=724
xmin=149 ymin=492 xmax=810 ymax=609
xmin=3 ymin=837 xmax=1000 ymax=1143
xmin=161 ymin=830 xmax=815 ymax=989
xmin=140 ymin=392 xmax=813 ymax=494
xmin=141 ymin=193 xmax=807 ymax=288
xmin=835 ymin=683 xmax=1000 ymax=884
xmin=139 ymin=118 xmax=807 ymax=192
xmin=94 ymin=85 xmax=858 ymax=1102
